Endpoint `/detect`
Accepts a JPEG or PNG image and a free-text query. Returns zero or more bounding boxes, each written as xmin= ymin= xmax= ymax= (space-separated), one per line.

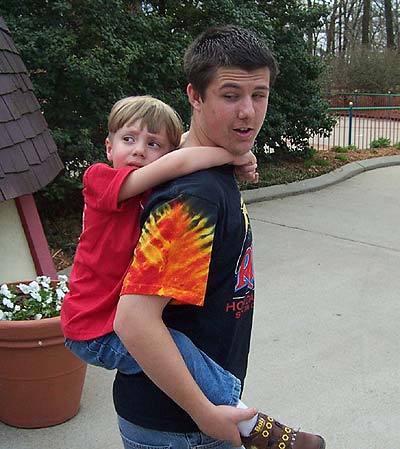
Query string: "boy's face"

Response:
xmin=188 ymin=67 xmax=270 ymax=155
xmin=106 ymin=120 xmax=173 ymax=169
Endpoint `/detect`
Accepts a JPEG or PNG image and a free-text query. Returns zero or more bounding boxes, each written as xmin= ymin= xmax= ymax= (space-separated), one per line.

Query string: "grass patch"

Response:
xmin=304 ymin=158 xmax=330 ymax=168
xmin=332 ymin=145 xmax=348 ymax=153
xmin=334 ymin=153 xmax=348 ymax=161
xmin=370 ymin=137 xmax=391 ymax=148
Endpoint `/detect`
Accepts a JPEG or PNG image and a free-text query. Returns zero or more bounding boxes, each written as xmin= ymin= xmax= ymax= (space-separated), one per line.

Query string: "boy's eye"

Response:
xmin=148 ymin=141 xmax=161 ymax=148
xmin=124 ymin=136 xmax=135 ymax=143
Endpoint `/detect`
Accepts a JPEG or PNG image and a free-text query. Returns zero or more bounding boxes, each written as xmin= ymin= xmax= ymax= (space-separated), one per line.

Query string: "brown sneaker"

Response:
xmin=241 ymin=412 xmax=325 ymax=449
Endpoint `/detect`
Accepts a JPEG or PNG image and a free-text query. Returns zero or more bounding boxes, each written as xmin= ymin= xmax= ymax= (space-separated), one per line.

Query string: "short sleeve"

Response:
xmin=83 ymin=163 xmax=136 ymax=212
xmin=121 ymin=194 xmax=217 ymax=306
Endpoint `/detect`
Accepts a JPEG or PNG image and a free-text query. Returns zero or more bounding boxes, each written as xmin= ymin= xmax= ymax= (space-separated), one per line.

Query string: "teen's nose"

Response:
xmin=238 ymin=96 xmax=255 ymax=120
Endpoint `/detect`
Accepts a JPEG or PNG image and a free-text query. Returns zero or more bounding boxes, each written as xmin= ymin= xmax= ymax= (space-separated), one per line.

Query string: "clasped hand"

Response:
xmin=233 ymin=151 xmax=259 ymax=184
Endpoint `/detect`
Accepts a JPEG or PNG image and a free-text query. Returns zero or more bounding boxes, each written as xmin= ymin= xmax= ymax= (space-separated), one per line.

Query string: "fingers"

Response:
xmin=241 ymin=163 xmax=258 ymax=173
xmin=230 ymin=428 xmax=243 ymax=447
xmin=240 ymin=170 xmax=259 ymax=183
xmin=237 ymin=407 xmax=258 ymax=421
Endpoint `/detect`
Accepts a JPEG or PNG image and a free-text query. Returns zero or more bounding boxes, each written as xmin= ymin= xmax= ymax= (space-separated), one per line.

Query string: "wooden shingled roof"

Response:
xmin=0 ymin=17 xmax=64 ymax=203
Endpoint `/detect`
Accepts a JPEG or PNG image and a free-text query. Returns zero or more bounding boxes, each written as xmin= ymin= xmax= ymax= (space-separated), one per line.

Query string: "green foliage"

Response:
xmin=370 ymin=137 xmax=391 ymax=148
xmin=2 ymin=0 xmax=334 ymax=210
xmin=332 ymin=145 xmax=348 ymax=153
xmin=395 ymin=142 xmax=400 ymax=149
xmin=303 ymin=147 xmax=318 ymax=160
xmin=325 ymin=46 xmax=400 ymax=92
xmin=304 ymin=157 xmax=330 ymax=168
xmin=334 ymin=153 xmax=348 ymax=161
xmin=333 ymin=144 xmax=357 ymax=153
xmin=254 ymin=1 xmax=335 ymax=158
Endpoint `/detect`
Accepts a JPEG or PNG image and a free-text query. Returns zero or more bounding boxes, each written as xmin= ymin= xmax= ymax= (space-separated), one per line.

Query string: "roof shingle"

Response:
xmin=0 ymin=17 xmax=63 ymax=202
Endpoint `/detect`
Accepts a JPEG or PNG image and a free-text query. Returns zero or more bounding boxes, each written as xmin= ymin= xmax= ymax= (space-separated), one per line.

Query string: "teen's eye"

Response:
xmin=224 ymin=94 xmax=238 ymax=100
xmin=124 ymin=136 xmax=135 ymax=143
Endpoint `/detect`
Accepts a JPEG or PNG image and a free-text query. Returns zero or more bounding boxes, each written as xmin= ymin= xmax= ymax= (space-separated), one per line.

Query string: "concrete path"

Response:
xmin=243 ymin=164 xmax=400 ymax=449
xmin=1 ymin=160 xmax=399 ymax=449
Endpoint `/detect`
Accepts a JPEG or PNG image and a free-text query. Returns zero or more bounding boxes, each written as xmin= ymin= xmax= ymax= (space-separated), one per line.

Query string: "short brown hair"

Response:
xmin=184 ymin=25 xmax=279 ymax=98
xmin=108 ymin=96 xmax=183 ymax=149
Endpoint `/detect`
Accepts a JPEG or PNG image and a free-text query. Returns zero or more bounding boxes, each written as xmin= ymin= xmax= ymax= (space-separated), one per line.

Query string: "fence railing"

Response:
xmin=309 ymin=105 xmax=400 ymax=150
xmin=325 ymin=91 xmax=400 ymax=109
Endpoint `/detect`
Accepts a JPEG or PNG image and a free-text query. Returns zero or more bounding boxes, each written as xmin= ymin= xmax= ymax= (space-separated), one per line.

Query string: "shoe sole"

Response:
xmin=318 ymin=436 xmax=326 ymax=449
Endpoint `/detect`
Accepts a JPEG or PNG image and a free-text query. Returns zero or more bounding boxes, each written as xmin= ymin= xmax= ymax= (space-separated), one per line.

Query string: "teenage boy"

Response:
xmin=113 ymin=26 xmax=326 ymax=449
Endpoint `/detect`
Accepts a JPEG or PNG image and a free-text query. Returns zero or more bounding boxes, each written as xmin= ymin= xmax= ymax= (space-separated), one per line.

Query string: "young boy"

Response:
xmin=61 ymin=94 xmax=258 ymax=430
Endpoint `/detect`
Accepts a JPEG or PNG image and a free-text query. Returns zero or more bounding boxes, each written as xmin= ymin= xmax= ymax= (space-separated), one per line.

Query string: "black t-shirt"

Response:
xmin=113 ymin=165 xmax=255 ymax=433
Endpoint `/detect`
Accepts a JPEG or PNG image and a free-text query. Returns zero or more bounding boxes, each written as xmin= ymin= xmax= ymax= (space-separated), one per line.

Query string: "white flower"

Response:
xmin=37 ymin=276 xmax=51 ymax=287
xmin=0 ymin=284 xmax=13 ymax=299
xmin=56 ymin=288 xmax=65 ymax=300
xmin=1 ymin=276 xmax=69 ymax=320
xmin=29 ymin=281 xmax=40 ymax=292
xmin=17 ymin=283 xmax=31 ymax=294
xmin=30 ymin=291 xmax=41 ymax=302
xmin=2 ymin=298 xmax=14 ymax=309
xmin=58 ymin=274 xmax=68 ymax=283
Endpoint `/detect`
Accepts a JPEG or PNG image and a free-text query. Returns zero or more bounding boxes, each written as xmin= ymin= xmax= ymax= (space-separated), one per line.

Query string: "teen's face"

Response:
xmin=188 ymin=67 xmax=270 ymax=155
xmin=106 ymin=120 xmax=173 ymax=169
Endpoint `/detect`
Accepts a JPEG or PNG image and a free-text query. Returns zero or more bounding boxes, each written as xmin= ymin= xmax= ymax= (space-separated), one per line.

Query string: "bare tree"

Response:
xmin=301 ymin=0 xmax=399 ymax=54
xmin=384 ymin=0 xmax=395 ymax=47
xmin=362 ymin=0 xmax=371 ymax=45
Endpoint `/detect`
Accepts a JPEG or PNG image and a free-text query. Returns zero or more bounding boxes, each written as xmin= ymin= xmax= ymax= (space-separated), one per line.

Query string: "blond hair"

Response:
xmin=108 ymin=96 xmax=183 ymax=149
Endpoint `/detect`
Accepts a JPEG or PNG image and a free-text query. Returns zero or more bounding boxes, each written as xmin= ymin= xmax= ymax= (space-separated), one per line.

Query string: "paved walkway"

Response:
xmin=1 ymin=157 xmax=399 ymax=449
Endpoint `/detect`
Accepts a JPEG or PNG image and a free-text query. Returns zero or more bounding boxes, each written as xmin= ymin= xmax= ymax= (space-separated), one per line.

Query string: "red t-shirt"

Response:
xmin=61 ymin=163 xmax=149 ymax=340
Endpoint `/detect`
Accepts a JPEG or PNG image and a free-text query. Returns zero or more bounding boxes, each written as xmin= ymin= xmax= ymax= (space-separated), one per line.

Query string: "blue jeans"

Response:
xmin=117 ymin=415 xmax=244 ymax=449
xmin=65 ymin=328 xmax=241 ymax=407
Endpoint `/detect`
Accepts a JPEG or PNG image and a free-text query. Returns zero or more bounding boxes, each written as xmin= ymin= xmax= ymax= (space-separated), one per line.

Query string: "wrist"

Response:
xmin=188 ymin=398 xmax=216 ymax=423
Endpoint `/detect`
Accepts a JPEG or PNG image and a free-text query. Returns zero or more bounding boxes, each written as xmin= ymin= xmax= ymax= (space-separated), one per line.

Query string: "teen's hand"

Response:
xmin=193 ymin=404 xmax=258 ymax=447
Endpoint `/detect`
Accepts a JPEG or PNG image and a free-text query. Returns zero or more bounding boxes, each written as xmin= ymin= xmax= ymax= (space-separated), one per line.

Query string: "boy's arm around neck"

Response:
xmin=118 ymin=147 xmax=254 ymax=202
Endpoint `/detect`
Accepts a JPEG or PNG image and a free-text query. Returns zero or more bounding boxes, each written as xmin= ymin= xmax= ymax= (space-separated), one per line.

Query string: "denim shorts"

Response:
xmin=117 ymin=415 xmax=245 ymax=449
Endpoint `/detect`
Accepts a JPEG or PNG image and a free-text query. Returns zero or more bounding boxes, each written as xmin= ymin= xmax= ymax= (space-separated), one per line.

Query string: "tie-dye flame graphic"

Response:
xmin=121 ymin=196 xmax=216 ymax=306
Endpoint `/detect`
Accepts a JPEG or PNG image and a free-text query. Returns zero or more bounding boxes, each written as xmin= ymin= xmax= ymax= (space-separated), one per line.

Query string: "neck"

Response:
xmin=181 ymin=117 xmax=211 ymax=148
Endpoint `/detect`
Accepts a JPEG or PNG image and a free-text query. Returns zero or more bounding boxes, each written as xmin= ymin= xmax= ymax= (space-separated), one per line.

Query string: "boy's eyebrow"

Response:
xmin=219 ymin=82 xmax=270 ymax=91
xmin=123 ymin=125 xmax=162 ymax=138
xmin=146 ymin=130 xmax=164 ymax=139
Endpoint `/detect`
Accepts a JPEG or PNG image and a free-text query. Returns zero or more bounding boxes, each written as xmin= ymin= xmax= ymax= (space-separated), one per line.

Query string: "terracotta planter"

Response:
xmin=0 ymin=316 xmax=87 ymax=428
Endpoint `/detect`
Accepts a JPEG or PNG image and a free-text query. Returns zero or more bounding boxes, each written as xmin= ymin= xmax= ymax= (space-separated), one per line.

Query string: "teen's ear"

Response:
xmin=187 ymin=83 xmax=202 ymax=111
xmin=105 ymin=137 xmax=113 ymax=162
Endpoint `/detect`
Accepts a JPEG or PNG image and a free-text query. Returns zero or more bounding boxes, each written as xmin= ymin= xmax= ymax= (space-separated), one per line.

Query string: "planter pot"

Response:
xmin=0 ymin=316 xmax=87 ymax=428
